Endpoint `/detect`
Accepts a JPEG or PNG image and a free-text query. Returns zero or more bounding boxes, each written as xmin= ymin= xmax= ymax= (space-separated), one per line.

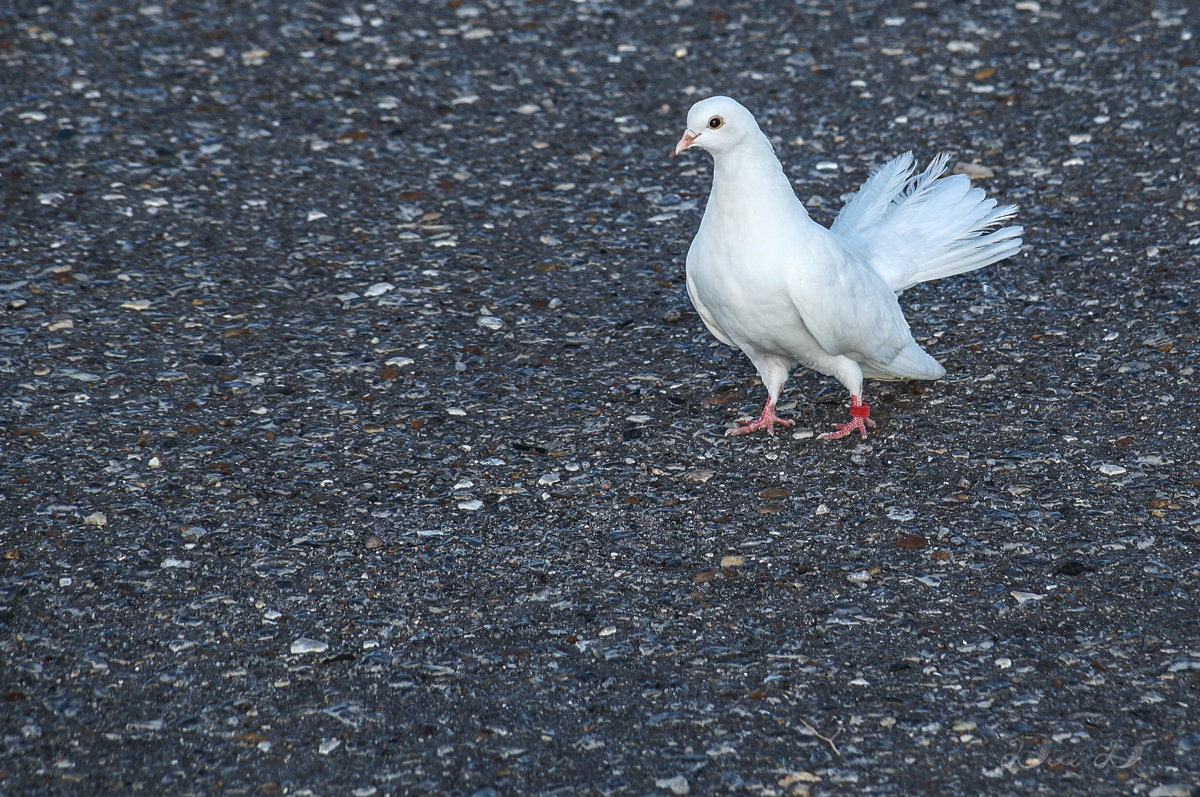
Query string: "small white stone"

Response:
xmin=1149 ymin=787 xmax=1194 ymax=797
xmin=65 ymin=370 xmax=100 ymax=382
xmin=1010 ymin=591 xmax=1045 ymax=603
xmin=537 ymin=472 xmax=561 ymax=486
xmin=655 ymin=776 xmax=689 ymax=795
xmin=457 ymin=499 xmax=483 ymax=511
xmin=1097 ymin=463 xmax=1127 ymax=476
xmin=83 ymin=511 xmax=107 ymax=526
xmin=477 ymin=316 xmax=504 ymax=330
xmin=1167 ymin=660 xmax=1200 ymax=672
xmin=290 ymin=637 xmax=329 ymax=655
xmin=306 ymin=210 xmax=328 ymax=222
xmin=364 ymin=282 xmax=395 ymax=297
xmin=240 ymin=48 xmax=269 ymax=65
xmin=318 ymin=738 xmax=341 ymax=755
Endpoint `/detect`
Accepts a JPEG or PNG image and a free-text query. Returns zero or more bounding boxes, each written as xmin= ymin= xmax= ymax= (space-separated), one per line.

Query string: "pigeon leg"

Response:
xmin=818 ymin=395 xmax=876 ymax=440
xmin=727 ymin=397 xmax=795 ymax=437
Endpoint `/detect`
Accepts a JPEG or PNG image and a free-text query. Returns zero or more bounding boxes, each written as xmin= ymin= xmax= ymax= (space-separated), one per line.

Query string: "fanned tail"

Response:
xmin=831 ymin=153 xmax=1023 ymax=293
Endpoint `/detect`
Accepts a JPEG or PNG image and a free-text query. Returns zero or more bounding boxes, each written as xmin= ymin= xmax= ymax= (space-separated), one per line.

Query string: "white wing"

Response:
xmin=784 ymin=230 xmax=944 ymax=379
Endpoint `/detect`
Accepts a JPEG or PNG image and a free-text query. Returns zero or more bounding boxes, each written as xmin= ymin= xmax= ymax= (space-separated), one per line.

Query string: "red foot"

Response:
xmin=819 ymin=395 xmax=876 ymax=440
xmin=727 ymin=399 xmax=795 ymax=437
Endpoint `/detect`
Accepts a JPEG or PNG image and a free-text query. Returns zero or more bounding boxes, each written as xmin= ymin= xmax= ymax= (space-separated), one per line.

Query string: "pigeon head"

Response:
xmin=674 ymin=96 xmax=765 ymax=157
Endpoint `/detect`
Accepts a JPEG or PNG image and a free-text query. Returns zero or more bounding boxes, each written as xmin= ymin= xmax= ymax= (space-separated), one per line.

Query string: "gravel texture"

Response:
xmin=3 ymin=1 xmax=1199 ymax=795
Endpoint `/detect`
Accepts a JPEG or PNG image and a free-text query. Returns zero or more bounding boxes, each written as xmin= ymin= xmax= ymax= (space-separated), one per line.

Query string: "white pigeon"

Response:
xmin=674 ymin=96 xmax=1022 ymax=439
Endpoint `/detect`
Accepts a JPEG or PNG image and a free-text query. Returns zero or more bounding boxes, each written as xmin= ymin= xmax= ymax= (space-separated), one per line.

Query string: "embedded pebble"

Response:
xmin=364 ymin=282 xmax=395 ymax=297
xmin=290 ymin=638 xmax=329 ymax=655
xmin=655 ymin=776 xmax=689 ymax=795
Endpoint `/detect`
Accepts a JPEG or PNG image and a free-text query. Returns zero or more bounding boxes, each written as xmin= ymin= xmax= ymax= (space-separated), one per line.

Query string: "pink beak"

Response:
xmin=673 ymin=128 xmax=699 ymax=157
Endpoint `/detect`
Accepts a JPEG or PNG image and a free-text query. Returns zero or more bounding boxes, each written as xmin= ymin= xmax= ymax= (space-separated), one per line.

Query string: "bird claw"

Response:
xmin=817 ymin=416 xmax=876 ymax=440
xmin=818 ymin=396 xmax=875 ymax=440
xmin=726 ymin=401 xmax=794 ymax=437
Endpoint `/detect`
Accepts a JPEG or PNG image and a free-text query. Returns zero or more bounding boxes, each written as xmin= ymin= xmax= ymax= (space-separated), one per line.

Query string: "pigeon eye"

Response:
xmin=707 ymin=116 xmax=723 ymax=129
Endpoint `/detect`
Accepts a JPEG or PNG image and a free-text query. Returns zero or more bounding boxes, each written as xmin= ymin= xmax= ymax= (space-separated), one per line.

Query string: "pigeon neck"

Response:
xmin=709 ymin=138 xmax=804 ymax=216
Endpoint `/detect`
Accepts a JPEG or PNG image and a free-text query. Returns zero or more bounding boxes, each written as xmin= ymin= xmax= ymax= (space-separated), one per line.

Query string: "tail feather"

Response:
xmin=831 ymin=152 xmax=915 ymax=234
xmin=832 ymin=154 xmax=1023 ymax=293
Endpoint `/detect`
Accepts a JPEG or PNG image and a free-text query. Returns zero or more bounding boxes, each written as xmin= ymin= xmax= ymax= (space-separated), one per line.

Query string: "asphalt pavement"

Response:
xmin=2 ymin=1 xmax=1199 ymax=795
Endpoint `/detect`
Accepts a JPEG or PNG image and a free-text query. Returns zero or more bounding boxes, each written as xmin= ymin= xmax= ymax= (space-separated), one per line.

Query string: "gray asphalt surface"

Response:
xmin=3 ymin=1 xmax=1199 ymax=795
